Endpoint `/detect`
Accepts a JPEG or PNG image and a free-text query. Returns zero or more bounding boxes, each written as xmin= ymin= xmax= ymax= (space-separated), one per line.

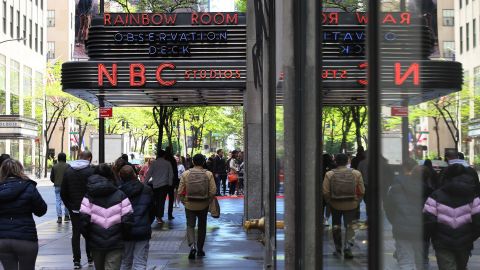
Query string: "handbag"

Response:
xmin=227 ymin=172 xmax=238 ymax=183
xmin=209 ymin=197 xmax=221 ymax=218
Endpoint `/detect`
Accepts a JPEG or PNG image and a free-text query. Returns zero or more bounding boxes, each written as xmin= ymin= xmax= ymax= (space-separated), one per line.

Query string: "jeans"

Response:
xmin=185 ymin=207 xmax=208 ymax=251
xmin=54 ymin=186 xmax=69 ymax=217
xmin=228 ymin=181 xmax=237 ymax=195
xmin=331 ymin=207 xmax=357 ymax=251
xmin=167 ymin=185 xmax=174 ymax=218
xmin=91 ymin=249 xmax=123 ymax=270
xmin=214 ymin=174 xmax=222 ymax=195
xmin=434 ymin=248 xmax=470 ymax=270
xmin=70 ymin=213 xmax=91 ymax=263
xmin=153 ymin=186 xmax=170 ymax=219
xmin=120 ymin=240 xmax=149 ymax=270
xmin=0 ymin=239 xmax=38 ymax=270
xmin=395 ymin=239 xmax=424 ymax=270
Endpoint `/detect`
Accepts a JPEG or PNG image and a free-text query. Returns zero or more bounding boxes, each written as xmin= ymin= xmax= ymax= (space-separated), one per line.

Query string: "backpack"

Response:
xmin=330 ymin=169 xmax=356 ymax=200
xmin=186 ymin=169 xmax=210 ymax=201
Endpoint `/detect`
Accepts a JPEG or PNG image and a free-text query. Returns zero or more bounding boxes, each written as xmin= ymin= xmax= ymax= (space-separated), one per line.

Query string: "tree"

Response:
xmin=235 ymin=0 xmax=247 ymax=12
xmin=109 ymin=0 xmax=197 ymax=12
xmin=351 ymin=106 xmax=367 ymax=148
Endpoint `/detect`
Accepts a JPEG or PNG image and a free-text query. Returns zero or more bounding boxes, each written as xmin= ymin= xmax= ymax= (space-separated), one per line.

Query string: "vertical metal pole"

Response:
xmin=99 ymin=0 xmax=104 ymax=14
xmin=284 ymin=0 xmax=322 ymax=268
xmin=367 ymin=0 xmax=382 ymax=269
xmin=99 ymin=99 xmax=105 ymax=164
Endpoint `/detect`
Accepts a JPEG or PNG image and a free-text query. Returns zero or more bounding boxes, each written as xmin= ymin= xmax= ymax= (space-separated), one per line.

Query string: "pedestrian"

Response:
xmin=227 ymin=150 xmax=240 ymax=195
xmin=227 ymin=167 xmax=239 ymax=196
xmin=79 ymin=164 xmax=133 ymax=270
xmin=118 ymin=165 xmax=154 ymax=270
xmin=61 ymin=151 xmax=95 ymax=269
xmin=350 ymin=146 xmax=365 ymax=170
xmin=0 ymin=154 xmax=10 ymax=166
xmin=121 ymin=153 xmax=138 ymax=174
xmin=50 ymin=152 xmax=70 ymax=223
xmin=177 ymin=154 xmax=216 ymax=259
xmin=238 ymin=151 xmax=245 ymax=195
xmin=144 ymin=149 xmax=174 ymax=224
xmin=165 ymin=146 xmax=179 ymax=220
xmin=0 ymin=159 xmax=47 ymax=270
xmin=424 ymin=164 xmax=480 ymax=270
xmin=213 ymin=149 xmax=227 ymax=196
xmin=323 ymin=153 xmax=365 ymax=259
xmin=113 ymin=157 xmax=128 ymax=186
xmin=206 ymin=154 xmax=214 ymax=173
xmin=138 ymin=158 xmax=153 ymax=183
xmin=322 ymin=153 xmax=336 ymax=226
xmin=384 ymin=161 xmax=425 ymax=270
xmin=175 ymin=155 xmax=186 ymax=207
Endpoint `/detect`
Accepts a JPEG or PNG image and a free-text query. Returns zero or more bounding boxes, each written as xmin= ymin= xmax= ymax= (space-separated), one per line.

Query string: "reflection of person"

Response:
xmin=76 ymin=0 xmax=93 ymax=45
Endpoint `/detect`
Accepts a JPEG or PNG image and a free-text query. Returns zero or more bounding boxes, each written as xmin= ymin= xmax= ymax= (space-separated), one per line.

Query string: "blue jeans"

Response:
xmin=54 ymin=186 xmax=69 ymax=217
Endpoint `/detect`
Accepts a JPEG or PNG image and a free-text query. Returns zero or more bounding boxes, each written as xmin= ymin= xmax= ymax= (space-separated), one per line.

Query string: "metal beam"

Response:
xmin=98 ymin=98 xmax=105 ymax=164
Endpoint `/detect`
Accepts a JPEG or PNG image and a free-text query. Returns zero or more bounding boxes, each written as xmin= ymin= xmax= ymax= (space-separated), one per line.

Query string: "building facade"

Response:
xmin=0 ymin=0 xmax=47 ymax=173
xmin=46 ymin=0 xmax=75 ymax=62
xmin=456 ymin=0 xmax=480 ymax=164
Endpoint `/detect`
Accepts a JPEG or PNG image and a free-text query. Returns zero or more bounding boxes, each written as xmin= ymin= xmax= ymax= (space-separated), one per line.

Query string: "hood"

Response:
xmin=70 ymin=160 xmax=91 ymax=170
xmin=86 ymin=174 xmax=118 ymax=197
xmin=448 ymin=159 xmax=470 ymax=167
xmin=442 ymin=174 xmax=476 ymax=197
xmin=120 ymin=180 xmax=144 ymax=198
xmin=0 ymin=178 xmax=34 ymax=202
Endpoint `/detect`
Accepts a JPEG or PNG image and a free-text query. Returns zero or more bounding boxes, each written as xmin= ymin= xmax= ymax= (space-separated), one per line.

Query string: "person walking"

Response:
xmin=0 ymin=159 xmax=47 ymax=270
xmin=165 ymin=146 xmax=179 ymax=220
xmin=178 ymin=154 xmax=216 ymax=260
xmin=323 ymin=153 xmax=365 ymax=259
xmin=175 ymin=156 xmax=186 ymax=207
xmin=213 ymin=149 xmax=227 ymax=196
xmin=138 ymin=158 xmax=153 ymax=183
xmin=50 ymin=152 xmax=70 ymax=223
xmin=322 ymin=153 xmax=336 ymax=227
xmin=61 ymin=151 xmax=95 ymax=269
xmin=144 ymin=149 xmax=173 ymax=224
xmin=424 ymin=164 xmax=480 ymax=270
xmin=79 ymin=164 xmax=133 ymax=270
xmin=227 ymin=150 xmax=240 ymax=195
xmin=119 ymin=166 xmax=154 ymax=270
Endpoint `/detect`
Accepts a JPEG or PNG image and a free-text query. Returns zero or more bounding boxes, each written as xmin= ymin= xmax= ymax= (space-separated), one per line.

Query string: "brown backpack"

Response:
xmin=186 ymin=169 xmax=210 ymax=201
xmin=330 ymin=169 xmax=356 ymax=200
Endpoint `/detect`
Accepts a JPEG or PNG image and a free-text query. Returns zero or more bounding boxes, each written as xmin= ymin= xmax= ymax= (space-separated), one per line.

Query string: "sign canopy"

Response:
xmin=62 ymin=12 xmax=462 ymax=107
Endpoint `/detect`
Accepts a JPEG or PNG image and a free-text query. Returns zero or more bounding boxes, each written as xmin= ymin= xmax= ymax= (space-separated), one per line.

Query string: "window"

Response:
xmin=2 ymin=1 xmax=5 ymax=34
xmin=35 ymin=23 xmax=38 ymax=52
xmin=23 ymin=66 xmax=32 ymax=117
xmin=10 ymin=60 xmax=20 ymax=115
xmin=460 ymin=0 xmax=463 ymax=8
xmin=460 ymin=26 xmax=463 ymax=54
xmin=443 ymin=10 xmax=454 ymax=26
xmin=474 ymin=19 xmax=477 ymax=48
xmin=467 ymin=0 xmax=469 ymax=5
xmin=40 ymin=27 xmax=43 ymax=54
xmin=475 ymin=66 xmax=480 ymax=96
xmin=23 ymin=15 xmax=26 ymax=45
xmin=9 ymin=6 xmax=12 ymax=37
xmin=47 ymin=41 xmax=55 ymax=59
xmin=34 ymin=72 xmax=43 ymax=121
xmin=29 ymin=19 xmax=32 ymax=48
xmin=47 ymin=10 xmax=54 ymax=27
xmin=443 ymin=41 xmax=455 ymax=59
xmin=0 ymin=54 xmax=5 ymax=115
xmin=16 ymin=10 xmax=19 ymax=39
xmin=467 ymin=23 xmax=470 ymax=51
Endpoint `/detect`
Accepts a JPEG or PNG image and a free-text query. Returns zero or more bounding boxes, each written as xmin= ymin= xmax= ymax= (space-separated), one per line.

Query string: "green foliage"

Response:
xmin=235 ymin=0 xmax=247 ymax=12
xmin=108 ymin=0 xmax=197 ymax=12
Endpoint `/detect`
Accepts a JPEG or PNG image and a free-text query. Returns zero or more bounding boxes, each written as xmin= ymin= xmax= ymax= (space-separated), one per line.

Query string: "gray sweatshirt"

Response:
xmin=144 ymin=157 xmax=173 ymax=188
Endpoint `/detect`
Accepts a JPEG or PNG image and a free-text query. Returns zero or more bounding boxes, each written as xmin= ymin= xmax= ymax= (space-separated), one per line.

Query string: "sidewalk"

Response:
xmin=34 ymin=197 xmax=264 ymax=270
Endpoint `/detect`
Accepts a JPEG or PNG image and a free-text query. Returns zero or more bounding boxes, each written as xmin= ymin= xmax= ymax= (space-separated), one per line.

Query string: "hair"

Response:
xmin=217 ymin=149 xmax=223 ymax=155
xmin=193 ymin=154 xmax=206 ymax=166
xmin=231 ymin=150 xmax=239 ymax=155
xmin=0 ymin=154 xmax=11 ymax=167
xmin=119 ymin=165 xmax=137 ymax=181
xmin=334 ymin=153 xmax=348 ymax=166
xmin=424 ymin=159 xmax=433 ymax=169
xmin=121 ymin=154 xmax=129 ymax=162
xmin=79 ymin=151 xmax=92 ymax=161
xmin=94 ymin=164 xmax=115 ymax=181
xmin=165 ymin=145 xmax=173 ymax=155
xmin=58 ymin=153 xmax=67 ymax=162
xmin=445 ymin=149 xmax=459 ymax=161
xmin=458 ymin=152 xmax=465 ymax=160
xmin=0 ymin=159 xmax=29 ymax=181
xmin=157 ymin=149 xmax=166 ymax=158
xmin=113 ymin=157 xmax=127 ymax=177
xmin=357 ymin=146 xmax=365 ymax=153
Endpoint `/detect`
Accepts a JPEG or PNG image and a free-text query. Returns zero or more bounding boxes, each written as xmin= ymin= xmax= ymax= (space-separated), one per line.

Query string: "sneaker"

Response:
xmin=157 ymin=218 xmax=164 ymax=224
xmin=57 ymin=217 xmax=62 ymax=224
xmin=188 ymin=247 xmax=197 ymax=260
xmin=197 ymin=250 xmax=205 ymax=257
xmin=344 ymin=249 xmax=354 ymax=259
xmin=74 ymin=261 xmax=82 ymax=269
xmin=64 ymin=215 xmax=70 ymax=222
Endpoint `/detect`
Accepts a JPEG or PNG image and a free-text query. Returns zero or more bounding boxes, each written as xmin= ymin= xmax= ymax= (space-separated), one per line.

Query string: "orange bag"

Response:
xmin=228 ymin=172 xmax=238 ymax=183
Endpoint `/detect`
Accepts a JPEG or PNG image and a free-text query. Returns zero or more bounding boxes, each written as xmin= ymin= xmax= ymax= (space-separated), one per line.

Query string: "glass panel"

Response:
xmin=34 ymin=72 xmax=43 ymax=123
xmin=10 ymin=60 xmax=20 ymax=115
xmin=0 ymin=140 xmax=5 ymax=154
xmin=10 ymin=139 xmax=19 ymax=160
xmin=0 ymin=54 xmax=5 ymax=115
xmin=23 ymin=140 xmax=33 ymax=174
xmin=23 ymin=66 xmax=32 ymax=118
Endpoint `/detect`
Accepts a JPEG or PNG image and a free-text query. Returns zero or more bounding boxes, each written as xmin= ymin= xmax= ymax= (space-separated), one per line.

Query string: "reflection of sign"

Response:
xmin=391 ymin=106 xmax=409 ymax=117
xmin=99 ymin=107 xmax=113 ymax=118
xmin=0 ymin=116 xmax=38 ymax=139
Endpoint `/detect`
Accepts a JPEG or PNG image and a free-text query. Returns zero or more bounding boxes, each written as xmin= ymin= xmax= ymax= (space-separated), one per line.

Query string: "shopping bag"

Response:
xmin=209 ymin=197 xmax=221 ymax=218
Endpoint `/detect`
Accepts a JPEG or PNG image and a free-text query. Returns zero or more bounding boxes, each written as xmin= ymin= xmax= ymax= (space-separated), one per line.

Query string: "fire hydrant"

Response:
xmin=244 ymin=217 xmax=285 ymax=232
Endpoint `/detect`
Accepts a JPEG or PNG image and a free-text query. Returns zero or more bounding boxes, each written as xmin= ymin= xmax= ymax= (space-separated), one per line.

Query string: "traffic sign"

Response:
xmin=391 ymin=106 xmax=408 ymax=117
xmin=99 ymin=107 xmax=113 ymax=118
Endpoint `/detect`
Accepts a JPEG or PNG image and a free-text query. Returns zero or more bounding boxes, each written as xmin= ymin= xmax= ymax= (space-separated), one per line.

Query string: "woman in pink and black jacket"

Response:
xmin=423 ymin=164 xmax=480 ymax=270
xmin=80 ymin=164 xmax=133 ymax=270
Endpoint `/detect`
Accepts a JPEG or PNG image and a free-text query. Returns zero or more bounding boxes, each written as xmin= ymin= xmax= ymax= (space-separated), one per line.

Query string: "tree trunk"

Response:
xmin=60 ymin=117 xmax=67 ymax=154
xmin=182 ymin=115 xmax=188 ymax=157
xmin=433 ymin=117 xmax=441 ymax=159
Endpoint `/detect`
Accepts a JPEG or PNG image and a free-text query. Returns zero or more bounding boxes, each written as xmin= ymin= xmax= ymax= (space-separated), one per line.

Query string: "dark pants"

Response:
xmin=185 ymin=208 xmax=208 ymax=251
xmin=331 ymin=207 xmax=357 ymax=251
xmin=71 ymin=212 xmax=91 ymax=262
xmin=0 ymin=239 xmax=38 ymax=270
xmin=153 ymin=186 xmax=171 ymax=219
xmin=229 ymin=181 xmax=237 ymax=195
xmin=167 ymin=185 xmax=174 ymax=218
xmin=91 ymin=248 xmax=123 ymax=270
xmin=214 ymin=174 xmax=224 ymax=195
xmin=216 ymin=174 xmax=227 ymax=195
xmin=435 ymin=248 xmax=470 ymax=270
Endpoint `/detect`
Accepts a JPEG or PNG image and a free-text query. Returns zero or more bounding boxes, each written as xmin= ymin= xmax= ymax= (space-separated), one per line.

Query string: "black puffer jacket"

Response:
xmin=423 ymin=174 xmax=480 ymax=251
xmin=384 ymin=175 xmax=424 ymax=240
xmin=61 ymin=160 xmax=95 ymax=211
xmin=80 ymin=175 xmax=133 ymax=250
xmin=120 ymin=180 xmax=154 ymax=241
xmin=0 ymin=177 xmax=47 ymax=241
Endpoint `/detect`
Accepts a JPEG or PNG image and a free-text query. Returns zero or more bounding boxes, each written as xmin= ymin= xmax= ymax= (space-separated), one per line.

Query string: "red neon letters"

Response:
xmin=98 ymin=63 xmax=177 ymax=87
xmin=355 ymin=62 xmax=420 ymax=86
xmin=98 ymin=64 xmax=118 ymax=87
